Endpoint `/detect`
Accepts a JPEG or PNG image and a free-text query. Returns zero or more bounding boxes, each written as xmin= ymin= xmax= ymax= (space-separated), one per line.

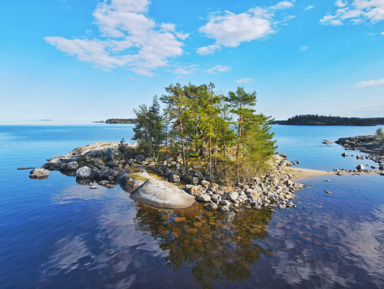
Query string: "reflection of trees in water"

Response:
xmin=134 ymin=204 xmax=273 ymax=288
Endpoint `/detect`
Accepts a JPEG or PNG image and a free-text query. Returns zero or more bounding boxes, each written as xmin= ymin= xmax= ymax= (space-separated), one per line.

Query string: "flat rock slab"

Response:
xmin=130 ymin=179 xmax=196 ymax=209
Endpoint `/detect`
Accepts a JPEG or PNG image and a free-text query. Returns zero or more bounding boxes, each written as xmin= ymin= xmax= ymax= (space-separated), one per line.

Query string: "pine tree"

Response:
xmin=225 ymin=87 xmax=257 ymax=182
xmin=243 ymin=113 xmax=277 ymax=177
xmin=132 ymin=96 xmax=165 ymax=161
xmin=160 ymin=83 xmax=189 ymax=168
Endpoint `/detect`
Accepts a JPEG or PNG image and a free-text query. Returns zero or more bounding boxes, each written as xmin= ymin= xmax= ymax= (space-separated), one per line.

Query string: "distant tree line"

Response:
xmin=106 ymin=118 xmax=137 ymax=124
xmin=130 ymin=83 xmax=277 ymax=183
xmin=272 ymin=114 xmax=384 ymax=126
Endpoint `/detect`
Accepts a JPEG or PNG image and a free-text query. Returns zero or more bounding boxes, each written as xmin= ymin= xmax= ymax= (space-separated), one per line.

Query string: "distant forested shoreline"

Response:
xmin=105 ymin=118 xmax=137 ymax=124
xmin=272 ymin=115 xmax=384 ymax=126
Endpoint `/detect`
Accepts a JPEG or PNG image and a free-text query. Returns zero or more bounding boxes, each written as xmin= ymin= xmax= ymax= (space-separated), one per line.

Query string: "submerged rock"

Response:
xmin=29 ymin=168 xmax=50 ymax=179
xmin=130 ymin=178 xmax=195 ymax=209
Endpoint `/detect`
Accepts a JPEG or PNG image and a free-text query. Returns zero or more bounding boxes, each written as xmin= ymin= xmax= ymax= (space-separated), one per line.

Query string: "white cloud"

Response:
xmin=305 ymin=5 xmax=314 ymax=11
xmin=45 ymin=0 xmax=188 ymax=75
xmin=336 ymin=0 xmax=347 ymax=8
xmin=171 ymin=64 xmax=199 ymax=75
xmin=356 ymin=78 xmax=384 ymax=88
xmin=197 ymin=44 xmax=221 ymax=55
xmin=207 ymin=65 xmax=230 ymax=74
xmin=198 ymin=1 xmax=294 ymax=55
xmin=321 ymin=0 xmax=384 ymax=25
xmin=237 ymin=78 xmax=254 ymax=83
xmin=300 ymin=45 xmax=309 ymax=52
xmin=381 ymin=31 xmax=384 ymax=35
xmin=271 ymin=1 xmax=294 ymax=10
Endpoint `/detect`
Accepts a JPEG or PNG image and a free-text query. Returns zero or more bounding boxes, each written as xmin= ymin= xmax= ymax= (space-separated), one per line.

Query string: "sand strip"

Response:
xmin=288 ymin=167 xmax=335 ymax=181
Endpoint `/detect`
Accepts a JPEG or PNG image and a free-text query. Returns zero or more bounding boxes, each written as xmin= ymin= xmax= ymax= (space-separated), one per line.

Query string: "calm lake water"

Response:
xmin=1 ymin=124 xmax=384 ymax=289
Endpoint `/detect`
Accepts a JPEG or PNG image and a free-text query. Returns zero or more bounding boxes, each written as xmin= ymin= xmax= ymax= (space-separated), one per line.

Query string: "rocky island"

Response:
xmin=336 ymin=134 xmax=384 ymax=172
xmin=29 ymin=141 xmax=304 ymax=211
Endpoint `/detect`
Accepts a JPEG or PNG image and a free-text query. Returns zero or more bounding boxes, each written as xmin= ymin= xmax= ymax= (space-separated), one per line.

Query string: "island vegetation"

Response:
xmin=273 ymin=114 xmax=384 ymax=126
xmin=129 ymin=82 xmax=277 ymax=184
xmin=105 ymin=118 xmax=137 ymax=124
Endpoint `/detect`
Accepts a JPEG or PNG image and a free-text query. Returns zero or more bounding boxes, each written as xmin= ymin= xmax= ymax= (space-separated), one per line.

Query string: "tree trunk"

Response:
xmin=236 ymin=115 xmax=243 ymax=183
xmin=178 ymin=104 xmax=186 ymax=169
xmin=209 ymin=134 xmax=212 ymax=181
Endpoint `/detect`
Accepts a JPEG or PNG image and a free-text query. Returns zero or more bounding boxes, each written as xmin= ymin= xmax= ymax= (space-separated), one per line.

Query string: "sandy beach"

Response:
xmin=288 ymin=167 xmax=335 ymax=181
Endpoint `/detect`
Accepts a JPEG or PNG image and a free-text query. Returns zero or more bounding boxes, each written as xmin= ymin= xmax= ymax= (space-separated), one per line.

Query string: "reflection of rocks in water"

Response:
xmin=134 ymin=203 xmax=273 ymax=288
xmin=60 ymin=170 xmax=76 ymax=177
xmin=52 ymin=184 xmax=109 ymax=204
xmin=75 ymin=178 xmax=93 ymax=186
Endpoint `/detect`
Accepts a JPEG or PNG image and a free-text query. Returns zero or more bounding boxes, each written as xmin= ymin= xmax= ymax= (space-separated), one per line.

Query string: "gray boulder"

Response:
xmin=188 ymin=185 xmax=204 ymax=197
xmin=356 ymin=164 xmax=365 ymax=171
xmin=100 ymin=166 xmax=118 ymax=181
xmin=197 ymin=194 xmax=211 ymax=202
xmin=201 ymin=180 xmax=210 ymax=189
xmin=76 ymin=166 xmax=93 ymax=179
xmin=206 ymin=202 xmax=218 ymax=211
xmin=168 ymin=172 xmax=180 ymax=183
xmin=219 ymin=200 xmax=230 ymax=207
xmin=30 ymin=168 xmax=50 ymax=179
xmin=220 ymin=206 xmax=230 ymax=212
xmin=228 ymin=192 xmax=239 ymax=202
xmin=118 ymin=173 xmax=133 ymax=191
xmin=62 ymin=161 xmax=78 ymax=171
xmin=130 ymin=179 xmax=195 ymax=209
xmin=43 ymin=157 xmax=66 ymax=170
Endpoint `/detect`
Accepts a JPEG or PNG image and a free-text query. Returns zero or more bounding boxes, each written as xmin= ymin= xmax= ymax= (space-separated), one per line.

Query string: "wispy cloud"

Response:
xmin=197 ymin=44 xmax=221 ymax=56
xmin=305 ymin=5 xmax=314 ymax=11
xmin=197 ymin=1 xmax=294 ymax=55
xmin=237 ymin=78 xmax=254 ymax=83
xmin=300 ymin=45 xmax=309 ymax=52
xmin=381 ymin=31 xmax=384 ymax=35
xmin=207 ymin=65 xmax=230 ymax=74
xmin=356 ymin=78 xmax=384 ymax=88
xmin=171 ymin=64 xmax=199 ymax=75
xmin=45 ymin=0 xmax=188 ymax=76
xmin=320 ymin=0 xmax=384 ymax=26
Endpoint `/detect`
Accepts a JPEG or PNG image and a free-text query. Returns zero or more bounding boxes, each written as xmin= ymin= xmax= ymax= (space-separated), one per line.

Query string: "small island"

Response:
xmin=105 ymin=118 xmax=137 ymax=124
xmin=30 ymin=83 xmax=307 ymax=211
xmin=30 ymin=83 xmax=384 ymax=210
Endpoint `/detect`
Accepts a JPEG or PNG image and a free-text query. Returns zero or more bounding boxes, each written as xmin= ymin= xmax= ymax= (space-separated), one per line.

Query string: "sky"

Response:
xmin=1 ymin=0 xmax=384 ymax=123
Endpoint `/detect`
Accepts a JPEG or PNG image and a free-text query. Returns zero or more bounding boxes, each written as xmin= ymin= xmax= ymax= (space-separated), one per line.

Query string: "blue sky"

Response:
xmin=1 ymin=0 xmax=384 ymax=123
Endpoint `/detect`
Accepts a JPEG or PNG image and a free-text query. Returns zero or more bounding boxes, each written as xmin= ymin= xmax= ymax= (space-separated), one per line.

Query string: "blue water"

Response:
xmin=1 ymin=124 xmax=384 ymax=289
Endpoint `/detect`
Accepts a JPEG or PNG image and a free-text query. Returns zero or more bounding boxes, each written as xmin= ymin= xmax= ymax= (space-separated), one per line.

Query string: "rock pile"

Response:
xmin=336 ymin=135 xmax=384 ymax=175
xmin=29 ymin=142 xmax=305 ymax=211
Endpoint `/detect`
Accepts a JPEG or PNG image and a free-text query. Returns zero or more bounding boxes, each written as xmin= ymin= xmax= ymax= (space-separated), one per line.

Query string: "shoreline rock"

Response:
xmin=336 ymin=135 xmax=384 ymax=175
xmin=28 ymin=142 xmax=307 ymax=211
xmin=29 ymin=168 xmax=50 ymax=179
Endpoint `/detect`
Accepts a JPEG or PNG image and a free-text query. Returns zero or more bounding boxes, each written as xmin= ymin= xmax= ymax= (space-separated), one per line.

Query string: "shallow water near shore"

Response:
xmin=1 ymin=124 xmax=384 ymax=289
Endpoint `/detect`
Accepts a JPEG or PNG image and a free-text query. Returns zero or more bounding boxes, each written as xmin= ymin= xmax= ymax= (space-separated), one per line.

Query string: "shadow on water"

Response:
xmin=134 ymin=203 xmax=273 ymax=289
